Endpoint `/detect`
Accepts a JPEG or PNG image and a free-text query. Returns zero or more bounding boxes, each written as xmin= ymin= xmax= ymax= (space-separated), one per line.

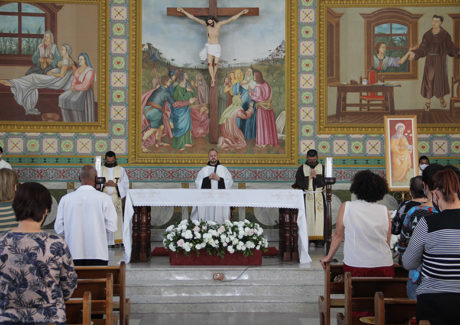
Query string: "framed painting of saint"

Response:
xmin=384 ymin=115 xmax=418 ymax=191
xmin=0 ymin=0 xmax=108 ymax=133
xmin=128 ymin=0 xmax=298 ymax=166
xmin=317 ymin=0 xmax=460 ymax=135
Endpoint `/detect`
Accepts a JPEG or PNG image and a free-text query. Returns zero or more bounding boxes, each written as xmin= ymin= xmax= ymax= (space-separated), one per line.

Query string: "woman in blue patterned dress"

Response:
xmin=0 ymin=182 xmax=77 ymax=325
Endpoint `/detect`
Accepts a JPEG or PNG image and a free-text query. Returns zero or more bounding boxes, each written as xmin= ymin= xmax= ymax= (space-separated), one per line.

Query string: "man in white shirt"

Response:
xmin=100 ymin=151 xmax=129 ymax=247
xmin=0 ymin=147 xmax=12 ymax=169
xmin=191 ymin=148 xmax=233 ymax=223
xmin=55 ymin=165 xmax=117 ymax=265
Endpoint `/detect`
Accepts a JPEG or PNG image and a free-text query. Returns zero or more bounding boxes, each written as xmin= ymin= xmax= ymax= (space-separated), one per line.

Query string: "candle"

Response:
xmin=325 ymin=157 xmax=333 ymax=178
xmin=95 ymin=156 xmax=102 ymax=176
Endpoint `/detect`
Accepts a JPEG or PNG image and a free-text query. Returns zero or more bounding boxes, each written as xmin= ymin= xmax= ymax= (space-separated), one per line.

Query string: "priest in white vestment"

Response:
xmin=191 ymin=149 xmax=233 ymax=223
xmin=100 ymin=151 xmax=129 ymax=246
xmin=55 ymin=165 xmax=117 ymax=265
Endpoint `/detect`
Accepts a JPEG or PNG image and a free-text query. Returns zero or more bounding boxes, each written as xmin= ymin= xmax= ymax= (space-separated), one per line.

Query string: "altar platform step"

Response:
xmin=125 ymin=253 xmax=326 ymax=314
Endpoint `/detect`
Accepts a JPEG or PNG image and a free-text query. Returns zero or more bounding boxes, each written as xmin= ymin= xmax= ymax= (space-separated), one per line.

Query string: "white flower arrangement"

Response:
xmin=163 ymin=219 xmax=269 ymax=257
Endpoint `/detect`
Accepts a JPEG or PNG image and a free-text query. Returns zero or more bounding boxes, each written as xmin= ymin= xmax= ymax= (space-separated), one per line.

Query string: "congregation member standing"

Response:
xmin=392 ymin=176 xmax=426 ymax=237
xmin=0 ymin=182 xmax=77 ymax=324
xmin=293 ymin=149 xmax=325 ymax=246
xmin=0 ymin=147 xmax=12 ymax=169
xmin=55 ymin=165 xmax=117 ymax=265
xmin=0 ymin=168 xmax=19 ymax=233
xmin=320 ymin=170 xmax=394 ymax=277
xmin=397 ymin=164 xmax=443 ymax=299
xmin=403 ymin=168 xmax=460 ymax=324
xmin=191 ymin=148 xmax=233 ymax=223
xmin=101 ymin=150 xmax=129 ymax=247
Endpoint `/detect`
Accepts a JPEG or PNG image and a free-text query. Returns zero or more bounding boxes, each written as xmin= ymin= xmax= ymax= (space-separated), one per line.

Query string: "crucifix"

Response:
xmin=167 ymin=0 xmax=259 ymax=144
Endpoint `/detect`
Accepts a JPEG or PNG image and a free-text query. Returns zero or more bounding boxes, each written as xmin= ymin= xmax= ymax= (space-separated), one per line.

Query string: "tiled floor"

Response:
xmin=109 ymin=243 xmax=343 ymax=325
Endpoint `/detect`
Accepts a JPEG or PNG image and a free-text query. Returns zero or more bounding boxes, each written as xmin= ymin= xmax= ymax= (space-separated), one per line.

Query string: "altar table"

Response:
xmin=122 ymin=188 xmax=311 ymax=264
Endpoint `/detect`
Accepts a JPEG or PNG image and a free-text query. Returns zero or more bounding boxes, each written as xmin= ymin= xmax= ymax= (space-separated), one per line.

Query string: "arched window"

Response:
xmin=361 ymin=8 xmax=422 ymax=80
xmin=0 ymin=2 xmax=62 ymax=65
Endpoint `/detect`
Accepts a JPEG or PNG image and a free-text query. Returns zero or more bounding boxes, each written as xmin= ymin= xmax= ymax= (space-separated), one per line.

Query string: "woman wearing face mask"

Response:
xmin=403 ymin=168 xmax=460 ymax=324
xmin=397 ymin=163 xmax=443 ymax=299
xmin=0 ymin=182 xmax=77 ymax=324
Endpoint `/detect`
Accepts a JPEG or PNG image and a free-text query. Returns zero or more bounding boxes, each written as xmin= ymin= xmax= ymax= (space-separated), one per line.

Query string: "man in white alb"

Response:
xmin=55 ymin=165 xmax=117 ymax=265
xmin=100 ymin=151 xmax=129 ymax=247
xmin=0 ymin=147 xmax=12 ymax=169
xmin=191 ymin=148 xmax=233 ymax=223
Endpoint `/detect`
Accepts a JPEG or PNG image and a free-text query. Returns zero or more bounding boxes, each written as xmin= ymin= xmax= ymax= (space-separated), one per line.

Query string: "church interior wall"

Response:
xmin=0 ymin=0 xmax=458 ymax=188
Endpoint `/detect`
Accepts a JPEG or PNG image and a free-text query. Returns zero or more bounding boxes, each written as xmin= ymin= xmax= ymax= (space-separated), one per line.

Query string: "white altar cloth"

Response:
xmin=123 ymin=188 xmax=311 ymax=264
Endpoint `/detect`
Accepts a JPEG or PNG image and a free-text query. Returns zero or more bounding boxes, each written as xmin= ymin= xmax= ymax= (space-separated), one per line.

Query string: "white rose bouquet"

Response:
xmin=163 ymin=219 xmax=269 ymax=257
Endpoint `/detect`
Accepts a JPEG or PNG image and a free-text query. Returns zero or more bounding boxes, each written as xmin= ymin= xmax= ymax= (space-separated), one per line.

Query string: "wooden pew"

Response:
xmin=337 ymin=272 xmax=408 ymax=325
xmin=374 ymin=292 xmax=432 ymax=325
xmin=75 ymin=262 xmax=130 ymax=325
xmin=73 ymin=273 xmax=117 ymax=325
xmin=374 ymin=291 xmax=416 ymax=325
xmin=318 ymin=263 xmax=407 ymax=325
xmin=66 ymin=290 xmax=92 ymax=325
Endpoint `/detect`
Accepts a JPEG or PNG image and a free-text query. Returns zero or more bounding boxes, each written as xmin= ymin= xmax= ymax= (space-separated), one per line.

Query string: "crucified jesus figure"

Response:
xmin=177 ymin=7 xmax=249 ymax=87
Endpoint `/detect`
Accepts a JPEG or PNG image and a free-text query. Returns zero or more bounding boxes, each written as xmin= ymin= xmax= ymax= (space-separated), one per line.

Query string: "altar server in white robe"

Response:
xmin=101 ymin=151 xmax=129 ymax=246
xmin=191 ymin=148 xmax=233 ymax=223
xmin=55 ymin=165 xmax=117 ymax=265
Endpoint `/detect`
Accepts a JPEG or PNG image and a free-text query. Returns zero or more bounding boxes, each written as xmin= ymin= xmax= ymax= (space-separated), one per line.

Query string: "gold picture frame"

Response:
xmin=384 ymin=115 xmax=418 ymax=191
xmin=128 ymin=0 xmax=298 ymax=166
xmin=317 ymin=0 xmax=460 ymax=135
xmin=0 ymin=0 xmax=109 ymax=133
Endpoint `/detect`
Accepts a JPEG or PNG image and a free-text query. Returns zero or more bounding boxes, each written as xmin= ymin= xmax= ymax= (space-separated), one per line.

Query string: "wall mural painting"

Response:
xmin=318 ymin=0 xmax=460 ymax=135
xmin=129 ymin=0 xmax=298 ymax=166
xmin=0 ymin=0 xmax=108 ymax=133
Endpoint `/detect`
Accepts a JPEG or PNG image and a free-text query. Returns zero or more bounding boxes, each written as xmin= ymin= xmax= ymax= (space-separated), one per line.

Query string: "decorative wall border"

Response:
xmin=0 ymin=0 xmax=458 ymax=178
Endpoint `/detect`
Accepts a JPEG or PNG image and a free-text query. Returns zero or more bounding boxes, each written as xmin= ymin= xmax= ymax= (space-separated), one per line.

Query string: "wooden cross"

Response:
xmin=167 ymin=0 xmax=259 ymax=144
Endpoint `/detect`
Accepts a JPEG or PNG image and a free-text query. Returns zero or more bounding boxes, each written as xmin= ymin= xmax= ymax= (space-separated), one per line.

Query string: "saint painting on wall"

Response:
xmin=130 ymin=0 xmax=298 ymax=166
xmin=318 ymin=0 xmax=460 ymax=135
xmin=384 ymin=115 xmax=418 ymax=191
xmin=0 ymin=0 xmax=108 ymax=133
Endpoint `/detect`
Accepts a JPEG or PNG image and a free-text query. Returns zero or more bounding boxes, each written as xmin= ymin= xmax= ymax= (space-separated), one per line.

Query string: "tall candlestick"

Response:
xmin=325 ymin=157 xmax=333 ymax=178
xmin=95 ymin=156 xmax=102 ymax=176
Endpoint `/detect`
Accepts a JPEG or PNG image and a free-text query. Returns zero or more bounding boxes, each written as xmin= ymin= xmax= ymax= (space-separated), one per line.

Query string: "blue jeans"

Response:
xmin=406 ymin=279 xmax=418 ymax=300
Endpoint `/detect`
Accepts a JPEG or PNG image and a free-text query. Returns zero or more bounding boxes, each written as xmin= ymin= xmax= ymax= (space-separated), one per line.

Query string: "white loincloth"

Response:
xmin=199 ymin=43 xmax=221 ymax=60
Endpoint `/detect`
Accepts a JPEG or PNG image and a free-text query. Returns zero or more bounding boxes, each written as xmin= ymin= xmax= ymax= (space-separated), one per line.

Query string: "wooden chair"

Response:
xmin=360 ymin=70 xmax=386 ymax=112
xmin=336 ymin=272 xmax=408 ymax=325
xmin=450 ymin=76 xmax=460 ymax=117
xmin=75 ymin=262 xmax=130 ymax=325
xmin=72 ymin=273 xmax=118 ymax=325
xmin=66 ymin=290 xmax=92 ymax=325
xmin=318 ymin=263 xmax=407 ymax=325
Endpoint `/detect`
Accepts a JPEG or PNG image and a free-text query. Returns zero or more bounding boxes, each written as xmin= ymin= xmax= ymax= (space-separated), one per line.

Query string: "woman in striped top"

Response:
xmin=0 ymin=168 xmax=18 ymax=232
xmin=402 ymin=168 xmax=460 ymax=324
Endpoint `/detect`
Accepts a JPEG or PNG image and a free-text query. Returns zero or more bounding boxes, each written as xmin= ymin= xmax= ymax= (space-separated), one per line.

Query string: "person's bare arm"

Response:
xmin=177 ymin=7 xmax=206 ymax=26
xmin=320 ymin=202 xmax=346 ymax=269
xmin=219 ymin=9 xmax=248 ymax=26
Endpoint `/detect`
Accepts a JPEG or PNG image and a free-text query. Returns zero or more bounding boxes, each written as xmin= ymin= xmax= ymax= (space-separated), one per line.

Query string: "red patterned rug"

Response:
xmin=151 ymin=246 xmax=279 ymax=257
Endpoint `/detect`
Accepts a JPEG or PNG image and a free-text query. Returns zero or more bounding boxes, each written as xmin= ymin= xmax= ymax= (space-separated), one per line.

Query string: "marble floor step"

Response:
xmin=127 ymin=284 xmax=323 ymax=298
xmin=126 ymin=268 xmax=323 ymax=284
xmin=131 ymin=300 xmax=320 ymax=313
xmin=130 ymin=294 xmax=319 ymax=304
